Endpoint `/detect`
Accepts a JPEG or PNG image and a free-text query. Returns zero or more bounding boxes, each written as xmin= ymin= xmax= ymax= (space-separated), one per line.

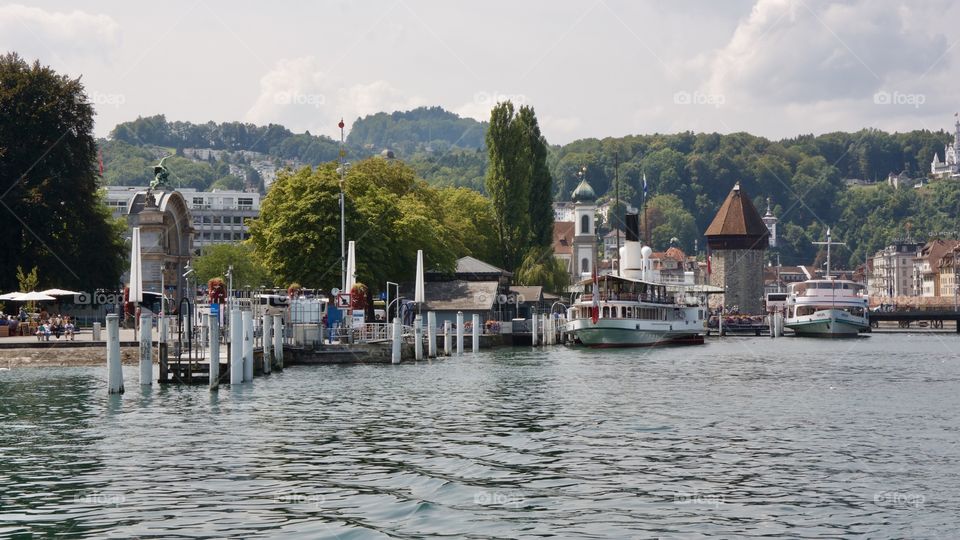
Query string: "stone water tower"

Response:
xmin=705 ymin=182 xmax=769 ymax=313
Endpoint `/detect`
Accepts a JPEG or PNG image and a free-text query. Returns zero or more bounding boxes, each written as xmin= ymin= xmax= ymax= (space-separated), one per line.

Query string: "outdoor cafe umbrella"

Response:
xmin=41 ymin=288 xmax=80 ymax=297
xmin=0 ymin=292 xmax=23 ymax=301
xmin=13 ymin=291 xmax=56 ymax=302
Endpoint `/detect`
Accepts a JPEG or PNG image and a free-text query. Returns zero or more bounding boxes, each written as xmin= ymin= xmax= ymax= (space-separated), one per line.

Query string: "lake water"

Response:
xmin=1 ymin=333 xmax=958 ymax=538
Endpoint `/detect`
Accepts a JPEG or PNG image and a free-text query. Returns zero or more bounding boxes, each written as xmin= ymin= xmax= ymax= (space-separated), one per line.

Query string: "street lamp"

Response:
xmin=385 ymin=281 xmax=399 ymax=322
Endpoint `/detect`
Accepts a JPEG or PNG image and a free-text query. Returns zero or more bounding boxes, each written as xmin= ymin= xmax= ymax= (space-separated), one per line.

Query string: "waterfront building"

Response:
xmin=552 ymin=221 xmax=575 ymax=279
xmin=914 ymin=239 xmax=959 ymax=297
xmin=937 ymin=251 xmax=960 ymax=299
xmin=868 ymin=239 xmax=924 ymax=298
xmin=704 ymin=182 xmax=770 ymax=313
xmin=422 ymin=256 xmax=519 ymax=324
xmin=930 ymin=117 xmax=960 ymax=178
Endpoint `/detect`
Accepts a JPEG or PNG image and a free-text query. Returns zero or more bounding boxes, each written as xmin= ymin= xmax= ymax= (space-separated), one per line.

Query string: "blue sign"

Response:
xmin=379 ymin=292 xmax=387 ymax=300
xmin=210 ymin=303 xmax=220 ymax=317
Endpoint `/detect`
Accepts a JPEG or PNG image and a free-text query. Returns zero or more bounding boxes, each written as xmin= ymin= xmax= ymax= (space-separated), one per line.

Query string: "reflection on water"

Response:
xmin=1 ymin=334 xmax=958 ymax=538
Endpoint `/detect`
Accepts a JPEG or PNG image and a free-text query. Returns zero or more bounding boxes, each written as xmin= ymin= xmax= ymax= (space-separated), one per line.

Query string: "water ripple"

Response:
xmin=1 ymin=334 xmax=959 ymax=537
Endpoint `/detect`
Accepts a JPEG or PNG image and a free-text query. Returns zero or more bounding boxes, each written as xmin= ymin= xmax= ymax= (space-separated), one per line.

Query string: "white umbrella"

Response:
xmin=345 ymin=240 xmax=356 ymax=293
xmin=129 ymin=226 xmax=143 ymax=303
xmin=16 ymin=291 xmax=56 ymax=302
xmin=415 ymin=249 xmax=425 ymax=304
xmin=0 ymin=292 xmax=23 ymax=301
xmin=41 ymin=288 xmax=80 ymax=296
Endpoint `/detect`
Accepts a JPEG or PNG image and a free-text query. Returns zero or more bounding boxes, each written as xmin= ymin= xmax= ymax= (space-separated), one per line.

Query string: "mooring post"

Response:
xmin=472 ymin=313 xmax=480 ymax=352
xmin=262 ymin=314 xmax=273 ymax=374
xmin=273 ymin=314 xmax=283 ymax=369
xmin=139 ymin=314 xmax=152 ymax=386
xmin=392 ymin=317 xmax=402 ymax=364
xmin=443 ymin=320 xmax=451 ymax=356
xmin=242 ymin=311 xmax=253 ymax=382
xmin=201 ymin=313 xmax=209 ymax=348
xmin=209 ymin=313 xmax=220 ymax=391
xmin=544 ymin=314 xmax=550 ymax=345
xmin=414 ymin=314 xmax=423 ymax=361
xmin=531 ymin=313 xmax=539 ymax=347
xmin=427 ymin=311 xmax=437 ymax=358
xmin=106 ymin=314 xmax=123 ymax=395
xmin=456 ymin=311 xmax=464 ymax=355
xmin=158 ymin=315 xmax=168 ymax=381
xmin=230 ymin=309 xmax=243 ymax=384
xmin=93 ymin=321 xmax=101 ymax=341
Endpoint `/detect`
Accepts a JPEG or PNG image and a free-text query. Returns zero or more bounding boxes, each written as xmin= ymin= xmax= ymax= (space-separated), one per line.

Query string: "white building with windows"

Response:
xmin=183 ymin=189 xmax=260 ymax=251
xmin=868 ymin=240 xmax=923 ymax=298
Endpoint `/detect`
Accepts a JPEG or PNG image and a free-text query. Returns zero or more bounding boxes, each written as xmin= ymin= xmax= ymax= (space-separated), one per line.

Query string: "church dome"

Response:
xmin=571 ymin=179 xmax=596 ymax=203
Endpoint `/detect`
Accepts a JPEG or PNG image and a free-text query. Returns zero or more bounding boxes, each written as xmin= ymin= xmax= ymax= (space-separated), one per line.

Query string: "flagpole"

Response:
xmin=615 ymin=154 xmax=620 ymax=276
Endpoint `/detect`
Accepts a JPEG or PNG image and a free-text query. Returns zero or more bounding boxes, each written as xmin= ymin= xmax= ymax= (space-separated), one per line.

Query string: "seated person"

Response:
xmin=7 ymin=317 xmax=18 ymax=334
xmin=64 ymin=321 xmax=76 ymax=340
xmin=36 ymin=323 xmax=51 ymax=341
xmin=51 ymin=322 xmax=63 ymax=339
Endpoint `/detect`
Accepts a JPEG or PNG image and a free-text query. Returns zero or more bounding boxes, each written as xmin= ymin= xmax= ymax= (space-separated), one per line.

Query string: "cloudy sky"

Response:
xmin=4 ymin=0 xmax=959 ymax=144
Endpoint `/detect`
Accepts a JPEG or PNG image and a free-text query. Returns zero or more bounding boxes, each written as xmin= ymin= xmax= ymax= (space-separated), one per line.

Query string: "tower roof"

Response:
xmin=705 ymin=182 xmax=769 ymax=249
xmin=571 ymin=179 xmax=596 ymax=203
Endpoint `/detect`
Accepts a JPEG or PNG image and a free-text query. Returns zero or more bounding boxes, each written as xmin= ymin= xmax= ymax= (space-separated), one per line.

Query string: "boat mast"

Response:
xmin=812 ymin=227 xmax=845 ymax=279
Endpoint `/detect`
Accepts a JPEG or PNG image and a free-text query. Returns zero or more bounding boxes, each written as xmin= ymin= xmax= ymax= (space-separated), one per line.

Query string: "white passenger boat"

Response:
xmin=564 ymin=215 xmax=708 ymax=348
xmin=784 ymin=279 xmax=869 ymax=337
xmin=783 ymin=229 xmax=869 ymax=337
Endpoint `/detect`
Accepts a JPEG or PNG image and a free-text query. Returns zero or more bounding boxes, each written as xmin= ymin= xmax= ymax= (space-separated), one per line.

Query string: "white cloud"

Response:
xmin=707 ymin=0 xmax=950 ymax=106
xmin=244 ymin=56 xmax=424 ymax=138
xmin=0 ymin=4 xmax=120 ymax=61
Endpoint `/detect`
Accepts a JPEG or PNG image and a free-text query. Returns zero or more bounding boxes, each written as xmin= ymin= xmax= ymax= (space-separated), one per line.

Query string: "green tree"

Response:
xmin=485 ymin=101 xmax=531 ymax=271
xmin=517 ymin=106 xmax=554 ymax=247
xmin=514 ymin=246 xmax=570 ymax=294
xmin=249 ymin=158 xmax=467 ymax=293
xmin=0 ymin=53 xmax=125 ymax=292
xmin=193 ymin=243 xmax=270 ymax=289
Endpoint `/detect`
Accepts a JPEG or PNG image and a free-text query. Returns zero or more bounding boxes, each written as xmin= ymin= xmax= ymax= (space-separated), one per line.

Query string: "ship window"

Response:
xmin=602 ymin=306 xmax=609 ymax=318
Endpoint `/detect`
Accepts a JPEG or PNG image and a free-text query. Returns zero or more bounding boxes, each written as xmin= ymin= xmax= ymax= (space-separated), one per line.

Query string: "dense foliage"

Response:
xmin=107 ymin=107 xmax=960 ymax=270
xmin=0 ymin=53 xmax=125 ymax=292
xmin=248 ymin=158 xmax=498 ymax=293
xmin=346 ymin=106 xmax=486 ymax=156
xmin=193 ymin=243 xmax=270 ymax=289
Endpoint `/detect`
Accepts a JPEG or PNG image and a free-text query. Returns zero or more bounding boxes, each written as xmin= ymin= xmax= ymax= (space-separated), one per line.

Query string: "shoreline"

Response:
xmin=0 ymin=346 xmax=148 ymax=369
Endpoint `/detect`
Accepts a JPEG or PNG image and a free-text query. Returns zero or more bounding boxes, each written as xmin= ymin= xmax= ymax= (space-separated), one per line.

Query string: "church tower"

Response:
xmin=762 ymin=197 xmax=778 ymax=248
xmin=705 ymin=182 xmax=769 ymax=313
xmin=571 ymin=176 xmax=597 ymax=282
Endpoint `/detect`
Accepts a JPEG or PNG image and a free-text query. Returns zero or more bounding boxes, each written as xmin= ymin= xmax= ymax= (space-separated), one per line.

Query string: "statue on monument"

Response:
xmin=151 ymin=156 xmax=171 ymax=191
xmin=146 ymin=156 xmax=171 ymax=207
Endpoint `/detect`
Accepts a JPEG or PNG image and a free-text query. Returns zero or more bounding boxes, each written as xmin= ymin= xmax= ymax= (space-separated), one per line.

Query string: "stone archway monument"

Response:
xmin=125 ymin=158 xmax=193 ymax=303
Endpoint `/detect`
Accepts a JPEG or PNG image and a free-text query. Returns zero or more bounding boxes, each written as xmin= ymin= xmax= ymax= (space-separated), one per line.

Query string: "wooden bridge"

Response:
xmin=869 ymin=310 xmax=960 ymax=331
